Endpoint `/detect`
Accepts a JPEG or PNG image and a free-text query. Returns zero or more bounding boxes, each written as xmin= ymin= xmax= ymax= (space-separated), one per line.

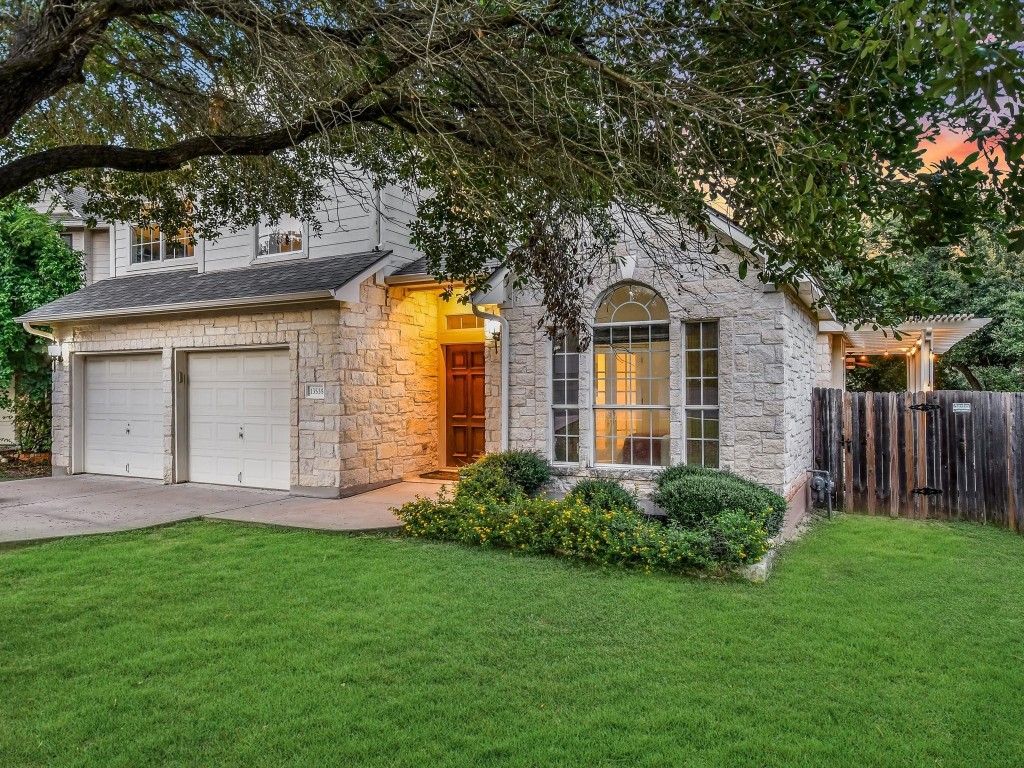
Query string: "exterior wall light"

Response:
xmin=483 ymin=318 xmax=502 ymax=342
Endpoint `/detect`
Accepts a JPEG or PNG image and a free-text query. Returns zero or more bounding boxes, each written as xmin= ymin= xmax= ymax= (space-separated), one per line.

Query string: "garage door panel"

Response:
xmin=83 ymin=354 xmax=163 ymax=479
xmin=244 ymin=423 xmax=269 ymax=444
xmin=242 ymin=388 xmax=267 ymax=411
xmin=271 ymin=354 xmax=290 ymax=375
xmin=190 ymin=356 xmax=214 ymax=377
xmin=106 ymin=388 xmax=129 ymax=409
xmin=189 ymin=453 xmax=240 ymax=486
xmin=189 ymin=388 xmax=214 ymax=411
xmin=188 ymin=350 xmax=291 ymax=490
xmin=242 ymin=354 xmax=269 ymax=376
xmin=271 ymin=388 xmax=290 ymax=411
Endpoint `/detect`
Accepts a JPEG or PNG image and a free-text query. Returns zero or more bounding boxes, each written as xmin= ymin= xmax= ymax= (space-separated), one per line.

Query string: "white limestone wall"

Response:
xmin=495 ymin=253 xmax=803 ymax=497
xmin=814 ymin=333 xmax=834 ymax=388
xmin=782 ymin=294 xmax=819 ymax=514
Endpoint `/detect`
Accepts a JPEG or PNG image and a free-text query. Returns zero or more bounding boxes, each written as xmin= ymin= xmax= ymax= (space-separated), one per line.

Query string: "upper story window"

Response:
xmin=130 ymin=224 xmax=194 ymax=264
xmin=593 ymin=283 xmax=670 ymax=466
xmin=256 ymin=214 xmax=304 ymax=257
xmin=684 ymin=321 xmax=720 ymax=467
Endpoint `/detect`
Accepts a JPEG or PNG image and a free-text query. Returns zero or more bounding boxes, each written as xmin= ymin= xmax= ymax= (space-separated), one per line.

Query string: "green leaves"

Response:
xmin=1 ymin=0 xmax=1020 ymax=331
xmin=0 ymin=201 xmax=84 ymax=400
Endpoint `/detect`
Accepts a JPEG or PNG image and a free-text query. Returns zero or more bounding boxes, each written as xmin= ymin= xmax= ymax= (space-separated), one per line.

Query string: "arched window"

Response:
xmin=592 ymin=283 xmax=670 ymax=466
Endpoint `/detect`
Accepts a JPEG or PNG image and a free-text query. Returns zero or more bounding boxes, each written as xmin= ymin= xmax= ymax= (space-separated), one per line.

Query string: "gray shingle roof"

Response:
xmin=17 ymin=250 xmax=390 ymax=323
xmin=393 ymin=256 xmax=431 ymax=276
xmin=391 ymin=256 xmax=501 ymax=278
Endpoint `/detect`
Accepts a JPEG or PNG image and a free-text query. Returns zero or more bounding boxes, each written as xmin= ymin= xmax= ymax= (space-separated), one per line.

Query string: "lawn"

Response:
xmin=2 ymin=516 xmax=1023 ymax=767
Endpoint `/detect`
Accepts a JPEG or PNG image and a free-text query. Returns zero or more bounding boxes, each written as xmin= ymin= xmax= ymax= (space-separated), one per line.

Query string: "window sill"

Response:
xmin=124 ymin=258 xmax=198 ymax=274
xmin=590 ymin=464 xmax=666 ymax=472
xmin=252 ymin=251 xmax=307 ymax=265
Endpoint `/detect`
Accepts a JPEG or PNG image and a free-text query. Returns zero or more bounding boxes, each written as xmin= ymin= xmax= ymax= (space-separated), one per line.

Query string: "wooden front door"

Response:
xmin=445 ymin=344 xmax=486 ymax=467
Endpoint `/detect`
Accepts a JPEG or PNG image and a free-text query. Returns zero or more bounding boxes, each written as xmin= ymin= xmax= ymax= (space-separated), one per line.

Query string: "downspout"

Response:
xmin=471 ymin=303 xmax=509 ymax=451
xmin=373 ymin=188 xmax=384 ymax=250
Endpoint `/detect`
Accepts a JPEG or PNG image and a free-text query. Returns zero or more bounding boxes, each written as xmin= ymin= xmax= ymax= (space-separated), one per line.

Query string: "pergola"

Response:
xmin=818 ymin=315 xmax=992 ymax=392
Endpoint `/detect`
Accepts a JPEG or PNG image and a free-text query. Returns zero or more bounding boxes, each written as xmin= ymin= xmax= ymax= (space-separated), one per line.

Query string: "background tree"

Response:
xmin=0 ymin=0 xmax=1021 ymax=335
xmin=846 ymin=355 xmax=908 ymax=393
xmin=848 ymin=227 xmax=1024 ymax=392
xmin=902 ymin=231 xmax=1024 ymax=391
xmin=0 ymin=201 xmax=84 ymax=451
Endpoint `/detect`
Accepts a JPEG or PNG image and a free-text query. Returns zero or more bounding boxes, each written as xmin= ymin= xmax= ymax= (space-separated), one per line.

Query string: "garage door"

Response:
xmin=83 ymin=354 xmax=164 ymax=478
xmin=188 ymin=350 xmax=290 ymax=490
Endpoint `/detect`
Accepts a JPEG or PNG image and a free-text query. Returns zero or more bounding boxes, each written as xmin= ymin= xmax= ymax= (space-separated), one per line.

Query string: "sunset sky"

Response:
xmin=920 ymin=128 xmax=979 ymax=165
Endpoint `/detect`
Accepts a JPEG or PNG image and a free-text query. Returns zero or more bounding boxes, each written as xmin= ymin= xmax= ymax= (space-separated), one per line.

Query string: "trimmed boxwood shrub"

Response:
xmin=567 ymin=479 xmax=641 ymax=514
xmin=652 ymin=465 xmax=787 ymax=536
xmin=653 ymin=463 xmax=722 ymax=486
xmin=465 ymin=450 xmax=552 ymax=496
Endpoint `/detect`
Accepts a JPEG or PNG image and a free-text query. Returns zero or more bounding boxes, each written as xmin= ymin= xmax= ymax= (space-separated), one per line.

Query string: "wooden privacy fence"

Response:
xmin=811 ymin=388 xmax=1024 ymax=532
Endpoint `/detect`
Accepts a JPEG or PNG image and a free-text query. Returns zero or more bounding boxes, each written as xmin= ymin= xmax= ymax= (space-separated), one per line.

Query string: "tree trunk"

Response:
xmin=954 ymin=363 xmax=983 ymax=391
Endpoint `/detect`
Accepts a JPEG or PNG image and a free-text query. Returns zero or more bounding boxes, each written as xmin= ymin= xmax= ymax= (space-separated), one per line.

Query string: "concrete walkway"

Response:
xmin=0 ymin=475 xmax=440 ymax=545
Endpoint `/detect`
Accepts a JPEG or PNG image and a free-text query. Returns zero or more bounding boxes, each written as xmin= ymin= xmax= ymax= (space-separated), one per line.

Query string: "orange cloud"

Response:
xmin=920 ymin=127 xmax=1005 ymax=170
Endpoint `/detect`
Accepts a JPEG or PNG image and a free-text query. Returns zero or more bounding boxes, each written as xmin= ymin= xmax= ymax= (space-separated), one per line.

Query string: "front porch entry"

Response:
xmin=444 ymin=343 xmax=486 ymax=467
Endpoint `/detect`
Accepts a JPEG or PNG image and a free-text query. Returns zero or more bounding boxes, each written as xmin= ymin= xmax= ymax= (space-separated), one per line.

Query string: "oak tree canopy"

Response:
xmin=1 ymin=0 xmax=1021 ymax=331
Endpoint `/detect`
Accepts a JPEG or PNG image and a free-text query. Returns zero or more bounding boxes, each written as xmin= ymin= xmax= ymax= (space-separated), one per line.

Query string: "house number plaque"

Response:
xmin=306 ymin=383 xmax=325 ymax=400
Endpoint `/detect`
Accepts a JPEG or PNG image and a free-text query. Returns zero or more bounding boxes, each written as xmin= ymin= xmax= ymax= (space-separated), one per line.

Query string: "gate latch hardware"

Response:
xmin=125 ymin=422 xmax=130 ymax=435
xmin=238 ymin=426 xmax=244 ymax=440
xmin=911 ymin=487 xmax=943 ymax=496
xmin=909 ymin=403 xmax=941 ymax=413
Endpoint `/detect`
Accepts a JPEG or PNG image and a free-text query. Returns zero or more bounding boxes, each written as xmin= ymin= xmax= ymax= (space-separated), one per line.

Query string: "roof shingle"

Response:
xmin=17 ymin=250 xmax=389 ymax=323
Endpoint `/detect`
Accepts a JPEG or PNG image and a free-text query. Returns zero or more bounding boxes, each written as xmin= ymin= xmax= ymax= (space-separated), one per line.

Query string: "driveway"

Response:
xmin=0 ymin=475 xmax=440 ymax=544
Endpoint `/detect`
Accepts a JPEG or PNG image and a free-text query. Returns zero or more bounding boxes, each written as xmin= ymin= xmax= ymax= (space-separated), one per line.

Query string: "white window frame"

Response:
xmin=549 ymin=333 xmax=582 ymax=466
xmin=253 ymin=216 xmax=308 ymax=262
xmin=683 ymin=319 xmax=721 ymax=468
xmin=129 ymin=224 xmax=195 ymax=265
xmin=591 ymin=283 xmax=671 ymax=469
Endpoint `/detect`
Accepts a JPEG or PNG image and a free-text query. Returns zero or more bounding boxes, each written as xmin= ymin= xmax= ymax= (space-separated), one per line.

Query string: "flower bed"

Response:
xmin=395 ymin=452 xmax=783 ymax=574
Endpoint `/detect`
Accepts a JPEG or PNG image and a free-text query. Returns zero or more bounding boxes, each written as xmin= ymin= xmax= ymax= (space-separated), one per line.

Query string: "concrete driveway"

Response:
xmin=0 ymin=475 xmax=440 ymax=545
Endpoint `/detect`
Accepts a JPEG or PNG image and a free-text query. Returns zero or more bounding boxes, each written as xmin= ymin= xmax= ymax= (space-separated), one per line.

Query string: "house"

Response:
xmin=15 ymin=180 xmax=988 ymax=523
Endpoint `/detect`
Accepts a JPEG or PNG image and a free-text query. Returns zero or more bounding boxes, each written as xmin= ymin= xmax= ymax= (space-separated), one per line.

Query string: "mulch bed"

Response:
xmin=0 ymin=452 xmax=52 ymax=482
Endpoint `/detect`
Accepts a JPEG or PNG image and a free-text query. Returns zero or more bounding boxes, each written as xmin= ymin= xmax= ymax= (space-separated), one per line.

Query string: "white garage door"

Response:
xmin=188 ymin=350 xmax=291 ymax=490
xmin=83 ymin=354 xmax=164 ymax=479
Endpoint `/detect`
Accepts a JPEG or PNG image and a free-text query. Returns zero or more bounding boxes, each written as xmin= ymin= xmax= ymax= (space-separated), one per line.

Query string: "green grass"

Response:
xmin=2 ymin=516 xmax=1024 ymax=767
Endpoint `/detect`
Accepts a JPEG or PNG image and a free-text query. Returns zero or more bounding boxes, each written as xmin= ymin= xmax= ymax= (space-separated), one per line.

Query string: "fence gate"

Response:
xmin=811 ymin=388 xmax=1024 ymax=533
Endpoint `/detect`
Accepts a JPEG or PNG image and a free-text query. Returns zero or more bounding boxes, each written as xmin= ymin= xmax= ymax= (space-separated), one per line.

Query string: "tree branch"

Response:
xmin=954 ymin=362 xmax=984 ymax=390
xmin=0 ymin=97 xmax=398 ymax=198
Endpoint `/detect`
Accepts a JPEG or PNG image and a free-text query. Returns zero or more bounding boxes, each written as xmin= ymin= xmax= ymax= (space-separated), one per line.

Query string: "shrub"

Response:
xmin=455 ymin=461 xmax=524 ymax=505
xmin=467 ymin=450 xmax=552 ymax=496
xmin=1 ymin=390 xmax=52 ymax=452
xmin=395 ymin=489 xmax=717 ymax=572
xmin=652 ymin=466 xmax=787 ymax=536
xmin=706 ymin=509 xmax=771 ymax=566
xmin=653 ymin=463 xmax=722 ymax=487
xmin=567 ymin=479 xmax=641 ymax=514
xmin=394 ymin=458 xmax=779 ymax=574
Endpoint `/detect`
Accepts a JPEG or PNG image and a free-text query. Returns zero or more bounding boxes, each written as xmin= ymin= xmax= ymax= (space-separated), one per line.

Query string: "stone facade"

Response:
xmin=50 ymin=278 xmax=440 ymax=495
xmin=781 ymin=293 xmax=819 ymax=516
xmin=814 ymin=333 xmax=835 ymax=388
xmin=493 ymin=251 xmax=819 ymax=512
